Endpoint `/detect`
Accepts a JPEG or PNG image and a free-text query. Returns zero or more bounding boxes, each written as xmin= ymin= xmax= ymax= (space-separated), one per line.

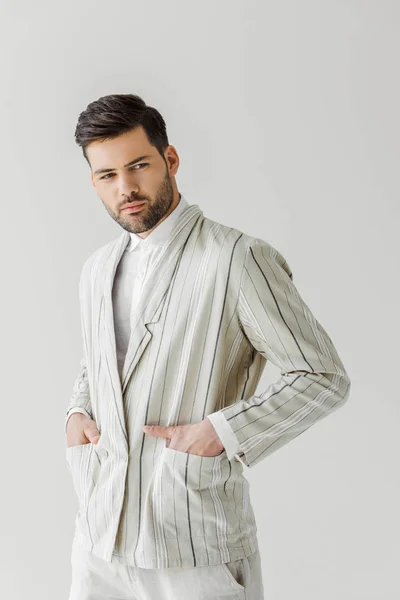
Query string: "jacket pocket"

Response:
xmin=148 ymin=444 xmax=244 ymax=540
xmin=65 ymin=442 xmax=101 ymax=507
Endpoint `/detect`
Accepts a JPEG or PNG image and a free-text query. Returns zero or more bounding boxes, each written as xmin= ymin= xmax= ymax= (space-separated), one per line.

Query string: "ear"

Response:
xmin=165 ymin=145 xmax=180 ymax=177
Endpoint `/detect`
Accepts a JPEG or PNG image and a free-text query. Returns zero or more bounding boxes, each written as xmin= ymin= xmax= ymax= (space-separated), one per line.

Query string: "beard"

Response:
xmin=102 ymin=168 xmax=175 ymax=234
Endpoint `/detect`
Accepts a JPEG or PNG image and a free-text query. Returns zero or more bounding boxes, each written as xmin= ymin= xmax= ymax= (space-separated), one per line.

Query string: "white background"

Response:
xmin=0 ymin=1 xmax=398 ymax=598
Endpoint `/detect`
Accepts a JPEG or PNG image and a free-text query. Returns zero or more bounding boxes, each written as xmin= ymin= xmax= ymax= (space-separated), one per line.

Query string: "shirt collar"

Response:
xmin=127 ymin=193 xmax=189 ymax=252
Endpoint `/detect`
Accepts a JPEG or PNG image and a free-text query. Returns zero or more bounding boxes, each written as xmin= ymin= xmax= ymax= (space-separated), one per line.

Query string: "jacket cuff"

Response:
xmin=206 ymin=412 xmax=241 ymax=461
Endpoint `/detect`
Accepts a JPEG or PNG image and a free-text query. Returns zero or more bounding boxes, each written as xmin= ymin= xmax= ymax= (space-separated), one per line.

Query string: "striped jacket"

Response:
xmin=65 ymin=201 xmax=351 ymax=568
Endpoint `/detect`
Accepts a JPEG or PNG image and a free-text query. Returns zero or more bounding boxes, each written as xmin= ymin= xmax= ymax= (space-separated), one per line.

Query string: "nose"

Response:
xmin=118 ymin=173 xmax=140 ymax=199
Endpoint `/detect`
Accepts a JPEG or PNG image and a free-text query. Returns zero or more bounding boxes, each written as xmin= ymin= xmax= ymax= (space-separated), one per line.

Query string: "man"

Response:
xmin=65 ymin=93 xmax=351 ymax=600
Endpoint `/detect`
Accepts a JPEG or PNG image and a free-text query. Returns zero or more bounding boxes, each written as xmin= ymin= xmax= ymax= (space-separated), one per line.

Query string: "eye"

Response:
xmin=100 ymin=163 xmax=148 ymax=180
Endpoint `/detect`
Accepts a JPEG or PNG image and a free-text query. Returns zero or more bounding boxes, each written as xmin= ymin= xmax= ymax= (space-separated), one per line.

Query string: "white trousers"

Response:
xmin=68 ymin=536 xmax=265 ymax=599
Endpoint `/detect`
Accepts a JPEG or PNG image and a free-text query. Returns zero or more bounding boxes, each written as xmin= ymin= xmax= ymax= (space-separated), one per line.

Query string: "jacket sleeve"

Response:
xmin=207 ymin=237 xmax=351 ymax=468
xmin=64 ymin=260 xmax=94 ymax=434
xmin=65 ymin=355 xmax=93 ymax=433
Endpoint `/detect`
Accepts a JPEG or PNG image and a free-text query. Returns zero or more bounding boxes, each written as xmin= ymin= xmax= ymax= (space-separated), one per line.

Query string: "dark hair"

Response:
xmin=74 ymin=94 xmax=170 ymax=167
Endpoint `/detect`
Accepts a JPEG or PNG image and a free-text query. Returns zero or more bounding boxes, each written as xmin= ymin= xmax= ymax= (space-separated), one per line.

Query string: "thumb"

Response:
xmin=85 ymin=423 xmax=101 ymax=444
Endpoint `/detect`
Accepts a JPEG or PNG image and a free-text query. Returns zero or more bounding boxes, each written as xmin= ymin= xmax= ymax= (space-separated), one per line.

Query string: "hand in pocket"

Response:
xmin=66 ymin=413 xmax=101 ymax=448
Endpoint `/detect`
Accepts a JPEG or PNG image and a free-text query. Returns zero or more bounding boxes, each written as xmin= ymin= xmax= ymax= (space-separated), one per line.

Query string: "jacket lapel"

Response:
xmin=93 ymin=230 xmax=131 ymax=442
xmin=120 ymin=203 xmax=203 ymax=393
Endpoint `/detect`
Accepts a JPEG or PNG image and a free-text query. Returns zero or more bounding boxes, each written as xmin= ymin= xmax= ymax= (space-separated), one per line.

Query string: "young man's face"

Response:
xmin=87 ymin=125 xmax=179 ymax=236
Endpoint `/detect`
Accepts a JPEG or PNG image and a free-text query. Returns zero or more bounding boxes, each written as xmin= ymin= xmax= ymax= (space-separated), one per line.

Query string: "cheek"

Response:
xmin=100 ymin=196 xmax=117 ymax=214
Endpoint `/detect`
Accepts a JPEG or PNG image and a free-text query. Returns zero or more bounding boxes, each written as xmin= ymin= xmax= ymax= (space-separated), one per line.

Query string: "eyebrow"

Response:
xmin=93 ymin=155 xmax=152 ymax=176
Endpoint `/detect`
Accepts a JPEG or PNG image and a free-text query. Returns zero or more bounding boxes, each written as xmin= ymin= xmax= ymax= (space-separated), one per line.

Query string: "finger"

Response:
xmin=142 ymin=425 xmax=176 ymax=439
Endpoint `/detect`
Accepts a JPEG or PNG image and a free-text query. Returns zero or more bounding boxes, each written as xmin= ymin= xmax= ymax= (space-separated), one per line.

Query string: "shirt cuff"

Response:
xmin=206 ymin=411 xmax=241 ymax=461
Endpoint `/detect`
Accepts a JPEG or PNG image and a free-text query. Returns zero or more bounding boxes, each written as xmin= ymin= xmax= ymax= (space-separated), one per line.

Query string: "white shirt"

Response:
xmin=66 ymin=193 xmax=240 ymax=458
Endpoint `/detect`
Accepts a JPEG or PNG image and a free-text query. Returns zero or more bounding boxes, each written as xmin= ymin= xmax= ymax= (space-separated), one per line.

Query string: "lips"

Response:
xmin=121 ymin=202 xmax=146 ymax=213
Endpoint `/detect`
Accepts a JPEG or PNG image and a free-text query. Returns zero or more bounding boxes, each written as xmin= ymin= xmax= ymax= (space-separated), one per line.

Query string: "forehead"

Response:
xmin=88 ymin=126 xmax=156 ymax=167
